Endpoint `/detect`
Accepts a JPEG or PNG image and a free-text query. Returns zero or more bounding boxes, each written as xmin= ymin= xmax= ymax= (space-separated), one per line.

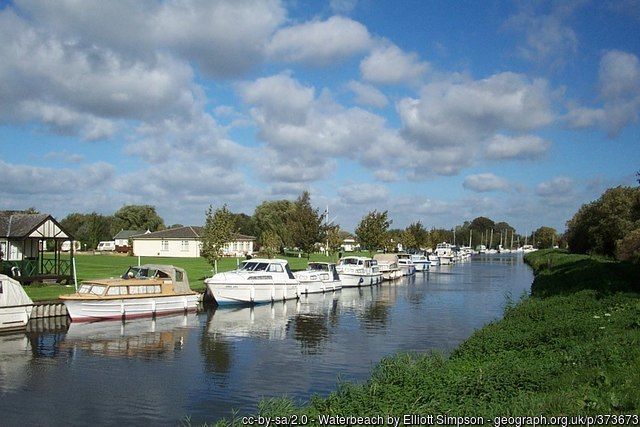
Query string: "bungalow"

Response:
xmin=113 ymin=229 xmax=144 ymax=253
xmin=131 ymin=226 xmax=255 ymax=258
xmin=0 ymin=211 xmax=74 ymax=284
xmin=341 ymin=238 xmax=360 ymax=252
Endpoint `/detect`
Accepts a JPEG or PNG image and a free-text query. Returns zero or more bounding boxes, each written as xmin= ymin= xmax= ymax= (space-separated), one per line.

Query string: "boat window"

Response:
xmin=253 ymin=263 xmax=268 ymax=271
xmin=129 ymin=286 xmax=138 ymax=295
xmin=79 ymin=284 xmax=91 ymax=294
xmin=240 ymin=262 xmax=257 ymax=271
xmin=146 ymin=286 xmax=156 ymax=294
xmin=0 ymin=281 xmax=2 ymax=293
xmin=175 ymin=270 xmax=183 ymax=282
xmin=107 ymin=287 xmax=119 ymax=296
xmin=154 ymin=285 xmax=161 ymax=293
xmin=340 ymin=258 xmax=358 ymax=265
xmin=90 ymin=285 xmax=106 ymax=295
xmin=284 ymin=264 xmax=295 ymax=280
xmin=267 ymin=263 xmax=283 ymax=273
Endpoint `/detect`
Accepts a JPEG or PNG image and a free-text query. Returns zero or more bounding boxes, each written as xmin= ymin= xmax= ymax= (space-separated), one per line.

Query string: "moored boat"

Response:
xmin=205 ymin=258 xmax=299 ymax=305
xmin=410 ymin=254 xmax=430 ymax=272
xmin=396 ymin=253 xmax=416 ymax=276
xmin=0 ymin=274 xmax=33 ymax=331
xmin=373 ymin=254 xmax=402 ymax=281
xmin=435 ymin=242 xmax=454 ymax=265
xmin=294 ymin=262 xmax=342 ymax=294
xmin=60 ymin=265 xmax=199 ymax=321
xmin=336 ymin=256 xmax=383 ymax=287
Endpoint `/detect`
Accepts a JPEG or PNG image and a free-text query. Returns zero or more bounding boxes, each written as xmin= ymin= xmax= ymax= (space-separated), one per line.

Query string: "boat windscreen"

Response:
xmin=340 ymin=258 xmax=359 ymax=265
xmin=308 ymin=263 xmax=327 ymax=271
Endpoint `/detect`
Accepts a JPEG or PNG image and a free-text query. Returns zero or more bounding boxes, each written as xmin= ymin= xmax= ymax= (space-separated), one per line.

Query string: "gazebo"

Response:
xmin=0 ymin=211 xmax=75 ymax=284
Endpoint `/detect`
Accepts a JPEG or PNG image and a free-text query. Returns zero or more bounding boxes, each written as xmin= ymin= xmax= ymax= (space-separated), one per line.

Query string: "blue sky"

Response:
xmin=0 ymin=0 xmax=638 ymax=234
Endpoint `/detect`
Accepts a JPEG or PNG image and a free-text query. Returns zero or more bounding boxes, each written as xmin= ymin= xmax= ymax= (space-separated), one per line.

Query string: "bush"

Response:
xmin=616 ymin=228 xmax=640 ymax=263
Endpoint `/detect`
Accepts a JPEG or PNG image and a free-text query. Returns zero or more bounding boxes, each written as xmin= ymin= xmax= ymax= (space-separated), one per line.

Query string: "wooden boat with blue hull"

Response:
xmin=205 ymin=259 xmax=300 ymax=305
xmin=336 ymin=256 xmax=383 ymax=287
xmin=294 ymin=262 xmax=342 ymax=294
xmin=0 ymin=274 xmax=33 ymax=332
xmin=60 ymin=265 xmax=199 ymax=321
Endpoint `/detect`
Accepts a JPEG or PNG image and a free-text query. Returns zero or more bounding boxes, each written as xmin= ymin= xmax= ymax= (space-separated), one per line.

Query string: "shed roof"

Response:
xmin=0 ymin=211 xmax=72 ymax=239
xmin=114 ymin=229 xmax=144 ymax=240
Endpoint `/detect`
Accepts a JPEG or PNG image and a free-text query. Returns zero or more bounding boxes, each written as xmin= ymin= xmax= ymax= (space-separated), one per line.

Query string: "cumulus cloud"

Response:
xmin=267 ymin=16 xmax=372 ymax=65
xmin=330 ymin=0 xmax=358 ymax=14
xmin=338 ymin=183 xmax=389 ymax=205
xmin=347 ymin=80 xmax=388 ymax=108
xmin=536 ymin=176 xmax=573 ymax=197
xmin=397 ymin=72 xmax=555 ymax=176
xmin=463 ymin=173 xmax=510 ymax=192
xmin=505 ymin=3 xmax=579 ymax=67
xmin=565 ymin=50 xmax=640 ymax=136
xmin=485 ymin=134 xmax=550 ymax=160
xmin=360 ymin=43 xmax=429 ymax=85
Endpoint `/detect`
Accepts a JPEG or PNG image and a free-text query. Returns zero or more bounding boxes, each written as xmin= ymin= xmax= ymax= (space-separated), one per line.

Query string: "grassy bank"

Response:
xmin=210 ymin=250 xmax=640 ymax=425
xmin=23 ymin=251 xmax=343 ymax=301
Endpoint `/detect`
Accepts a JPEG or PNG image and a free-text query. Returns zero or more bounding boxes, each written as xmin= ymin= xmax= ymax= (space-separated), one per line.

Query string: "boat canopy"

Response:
xmin=373 ymin=254 xmax=399 ymax=263
xmin=0 ymin=274 xmax=33 ymax=308
xmin=121 ymin=264 xmax=191 ymax=294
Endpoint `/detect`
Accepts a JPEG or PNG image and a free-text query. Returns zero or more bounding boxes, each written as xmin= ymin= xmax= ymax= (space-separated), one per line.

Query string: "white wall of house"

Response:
xmin=223 ymin=240 xmax=254 ymax=256
xmin=133 ymin=238 xmax=201 ymax=258
xmin=115 ymin=238 xmax=130 ymax=246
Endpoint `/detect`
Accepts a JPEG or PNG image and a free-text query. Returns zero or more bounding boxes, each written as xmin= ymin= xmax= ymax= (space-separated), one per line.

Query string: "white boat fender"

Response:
xmin=250 ymin=286 xmax=255 ymax=303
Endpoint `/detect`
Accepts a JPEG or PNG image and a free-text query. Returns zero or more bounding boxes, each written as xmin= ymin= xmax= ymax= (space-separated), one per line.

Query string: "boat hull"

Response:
xmin=207 ymin=282 xmax=300 ymax=305
xmin=0 ymin=305 xmax=32 ymax=331
xmin=413 ymin=261 xmax=430 ymax=272
xmin=298 ymin=279 xmax=341 ymax=294
xmin=63 ymin=294 xmax=199 ymax=321
xmin=339 ymin=273 xmax=383 ymax=287
xmin=438 ymin=256 xmax=453 ymax=265
xmin=399 ymin=265 xmax=416 ymax=276
xmin=381 ymin=269 xmax=401 ymax=281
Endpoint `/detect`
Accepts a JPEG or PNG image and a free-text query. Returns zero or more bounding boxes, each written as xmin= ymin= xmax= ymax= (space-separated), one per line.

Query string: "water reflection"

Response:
xmin=59 ymin=313 xmax=198 ymax=358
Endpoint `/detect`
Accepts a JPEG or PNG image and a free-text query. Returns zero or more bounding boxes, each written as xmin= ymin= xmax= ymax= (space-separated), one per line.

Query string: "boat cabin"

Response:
xmin=338 ymin=257 xmax=378 ymax=269
xmin=0 ymin=212 xmax=75 ymax=284
xmin=307 ymin=262 xmax=340 ymax=281
xmin=238 ymin=259 xmax=295 ymax=279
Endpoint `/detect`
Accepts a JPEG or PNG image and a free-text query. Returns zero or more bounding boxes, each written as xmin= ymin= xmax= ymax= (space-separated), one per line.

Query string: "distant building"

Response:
xmin=131 ymin=226 xmax=255 ymax=258
xmin=341 ymin=238 xmax=359 ymax=252
xmin=0 ymin=211 xmax=74 ymax=283
xmin=113 ymin=229 xmax=145 ymax=253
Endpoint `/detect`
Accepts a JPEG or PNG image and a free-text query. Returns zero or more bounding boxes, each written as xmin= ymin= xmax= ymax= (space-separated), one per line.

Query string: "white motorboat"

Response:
xmin=0 ymin=274 xmax=33 ymax=331
xmin=435 ymin=242 xmax=454 ymax=265
xmin=396 ymin=254 xmax=416 ymax=276
xmin=410 ymin=254 xmax=430 ymax=272
xmin=60 ymin=265 xmax=199 ymax=321
xmin=294 ymin=262 xmax=342 ymax=294
xmin=373 ymin=254 xmax=402 ymax=281
xmin=336 ymin=256 xmax=383 ymax=287
xmin=428 ymin=253 xmax=440 ymax=265
xmin=522 ymin=245 xmax=537 ymax=253
xmin=206 ymin=258 xmax=299 ymax=305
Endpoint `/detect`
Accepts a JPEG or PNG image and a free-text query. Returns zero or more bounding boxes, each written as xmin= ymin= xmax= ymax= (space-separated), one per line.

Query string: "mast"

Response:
xmin=489 ymin=229 xmax=493 ymax=249
xmin=469 ymin=230 xmax=472 ymax=247
xmin=510 ymin=230 xmax=514 ymax=250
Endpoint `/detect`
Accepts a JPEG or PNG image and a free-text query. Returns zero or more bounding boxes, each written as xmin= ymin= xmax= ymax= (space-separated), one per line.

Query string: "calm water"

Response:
xmin=0 ymin=255 xmax=532 ymax=426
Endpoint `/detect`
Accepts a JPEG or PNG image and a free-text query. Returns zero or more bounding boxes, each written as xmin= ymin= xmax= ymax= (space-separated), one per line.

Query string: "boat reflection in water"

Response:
xmin=0 ymin=333 xmax=32 ymax=393
xmin=59 ymin=313 xmax=199 ymax=358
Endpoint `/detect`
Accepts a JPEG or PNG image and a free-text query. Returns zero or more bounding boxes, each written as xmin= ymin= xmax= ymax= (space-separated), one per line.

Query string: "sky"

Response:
xmin=0 ymin=0 xmax=638 ymax=234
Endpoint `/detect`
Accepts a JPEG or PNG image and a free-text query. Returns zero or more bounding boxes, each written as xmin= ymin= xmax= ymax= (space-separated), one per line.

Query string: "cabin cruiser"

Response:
xmin=522 ymin=245 xmax=537 ymax=253
xmin=410 ymin=254 xmax=431 ymax=271
xmin=294 ymin=262 xmax=342 ymax=294
xmin=206 ymin=259 xmax=299 ymax=305
xmin=60 ymin=265 xmax=199 ymax=321
xmin=336 ymin=256 xmax=383 ymax=287
xmin=428 ymin=252 xmax=440 ymax=265
xmin=373 ymin=254 xmax=402 ymax=281
xmin=396 ymin=254 xmax=417 ymax=276
xmin=435 ymin=243 xmax=454 ymax=265
xmin=0 ymin=274 xmax=33 ymax=331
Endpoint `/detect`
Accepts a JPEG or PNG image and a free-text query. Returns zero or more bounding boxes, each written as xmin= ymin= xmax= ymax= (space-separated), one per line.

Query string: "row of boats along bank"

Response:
xmin=0 ymin=242 xmax=514 ymax=329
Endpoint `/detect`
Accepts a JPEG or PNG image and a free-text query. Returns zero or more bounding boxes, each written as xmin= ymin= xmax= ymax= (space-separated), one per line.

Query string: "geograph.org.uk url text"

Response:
xmin=241 ymin=413 xmax=640 ymax=426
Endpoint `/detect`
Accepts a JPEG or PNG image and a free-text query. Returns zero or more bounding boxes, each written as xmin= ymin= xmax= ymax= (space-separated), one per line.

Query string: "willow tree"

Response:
xmin=201 ymin=204 xmax=234 ymax=271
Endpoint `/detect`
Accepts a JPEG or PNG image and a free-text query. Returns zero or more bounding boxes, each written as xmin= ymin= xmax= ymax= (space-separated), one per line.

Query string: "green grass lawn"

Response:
xmin=23 ymin=251 xmax=346 ymax=302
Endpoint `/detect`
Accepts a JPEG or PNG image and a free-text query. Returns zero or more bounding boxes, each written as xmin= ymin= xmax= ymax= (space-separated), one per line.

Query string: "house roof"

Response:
xmin=131 ymin=226 xmax=255 ymax=241
xmin=114 ymin=229 xmax=144 ymax=240
xmin=0 ymin=211 xmax=71 ymax=239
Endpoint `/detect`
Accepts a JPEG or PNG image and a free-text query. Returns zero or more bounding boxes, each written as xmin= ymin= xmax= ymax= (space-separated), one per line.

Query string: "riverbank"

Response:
xmin=210 ymin=250 xmax=639 ymax=425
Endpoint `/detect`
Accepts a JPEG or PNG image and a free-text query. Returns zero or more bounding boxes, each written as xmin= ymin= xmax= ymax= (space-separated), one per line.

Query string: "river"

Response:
xmin=0 ymin=254 xmax=533 ymax=426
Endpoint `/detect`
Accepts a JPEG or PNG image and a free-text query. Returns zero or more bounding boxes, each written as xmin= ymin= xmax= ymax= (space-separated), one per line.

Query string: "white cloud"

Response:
xmin=347 ymin=80 xmax=388 ymax=108
xmin=536 ymin=176 xmax=573 ymax=197
xmin=330 ymin=0 xmax=358 ymax=14
xmin=485 ymin=134 xmax=550 ymax=160
xmin=267 ymin=16 xmax=372 ymax=65
xmin=463 ymin=173 xmax=510 ymax=192
xmin=360 ymin=43 xmax=429 ymax=85
xmin=397 ymin=72 xmax=555 ymax=176
xmin=505 ymin=4 xmax=579 ymax=67
xmin=338 ymin=183 xmax=389 ymax=205
xmin=565 ymin=50 xmax=640 ymax=136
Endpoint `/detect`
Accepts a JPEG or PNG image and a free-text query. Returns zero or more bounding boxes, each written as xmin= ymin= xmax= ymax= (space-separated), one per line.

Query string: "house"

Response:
xmin=341 ymin=238 xmax=359 ymax=252
xmin=131 ymin=226 xmax=255 ymax=258
xmin=0 ymin=211 xmax=74 ymax=284
xmin=113 ymin=229 xmax=144 ymax=253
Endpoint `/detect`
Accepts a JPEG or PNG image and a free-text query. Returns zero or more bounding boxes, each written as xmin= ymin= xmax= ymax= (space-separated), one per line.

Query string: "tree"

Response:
xmin=113 ymin=205 xmax=165 ymax=232
xmin=230 ymin=213 xmax=256 ymax=236
xmin=260 ymin=230 xmax=281 ymax=259
xmin=533 ymin=226 xmax=558 ymax=249
xmin=324 ymin=225 xmax=344 ymax=256
xmin=400 ymin=228 xmax=418 ymax=251
xmin=288 ymin=191 xmax=322 ymax=257
xmin=201 ymin=204 xmax=234 ymax=268
xmin=253 ymin=200 xmax=296 ymax=249
xmin=470 ymin=216 xmax=495 ymax=232
xmin=616 ymin=229 xmax=640 ymax=263
xmin=566 ymin=186 xmax=640 ymax=256
xmin=355 ymin=210 xmax=391 ymax=253
xmin=405 ymin=221 xmax=428 ymax=249
xmin=60 ymin=212 xmax=115 ymax=249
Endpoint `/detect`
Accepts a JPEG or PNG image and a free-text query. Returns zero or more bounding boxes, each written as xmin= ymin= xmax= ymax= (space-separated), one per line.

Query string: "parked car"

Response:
xmin=97 ymin=241 xmax=116 ymax=251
